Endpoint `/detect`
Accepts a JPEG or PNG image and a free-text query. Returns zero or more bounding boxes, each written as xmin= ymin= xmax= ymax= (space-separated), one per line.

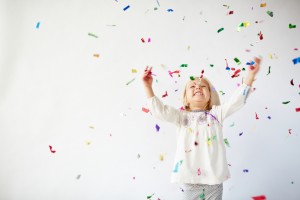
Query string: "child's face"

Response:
xmin=186 ymin=78 xmax=211 ymax=109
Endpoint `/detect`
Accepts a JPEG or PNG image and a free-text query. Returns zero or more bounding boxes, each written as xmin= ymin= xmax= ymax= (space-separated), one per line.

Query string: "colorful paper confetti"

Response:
xmin=296 ymin=108 xmax=300 ymax=112
xmin=224 ymin=139 xmax=230 ymax=147
xmin=267 ymin=66 xmax=271 ymax=75
xmin=180 ymin=64 xmax=188 ymax=67
xmin=260 ymin=3 xmax=266 ymax=7
xmin=155 ymin=124 xmax=160 ymax=132
xmin=142 ymin=107 xmax=150 ymax=113
xmin=292 ymin=57 xmax=300 ymax=64
xmin=126 ymin=78 xmax=135 ymax=85
xmin=36 ymin=22 xmax=40 ymax=29
xmin=217 ymin=27 xmax=224 ymax=33
xmin=123 ymin=5 xmax=130 ymax=11
xmin=252 ymin=195 xmax=266 ymax=200
xmin=162 ymin=91 xmax=168 ymax=98
xmin=197 ymin=168 xmax=201 ymax=176
xmin=289 ymin=24 xmax=296 ymax=29
xmin=243 ymin=169 xmax=249 ymax=173
xmin=234 ymin=57 xmax=241 ymax=65
xmin=282 ymin=101 xmax=290 ymax=104
xmin=167 ymin=9 xmax=174 ymax=12
xmin=291 ymin=79 xmax=294 ymax=86
xmin=88 ymin=32 xmax=98 ymax=38
xmin=49 ymin=145 xmax=56 ymax=153
xmin=266 ymin=10 xmax=273 ymax=17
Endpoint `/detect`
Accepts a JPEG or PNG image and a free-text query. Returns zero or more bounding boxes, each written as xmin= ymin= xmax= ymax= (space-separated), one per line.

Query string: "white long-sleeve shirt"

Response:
xmin=147 ymin=83 xmax=251 ymax=185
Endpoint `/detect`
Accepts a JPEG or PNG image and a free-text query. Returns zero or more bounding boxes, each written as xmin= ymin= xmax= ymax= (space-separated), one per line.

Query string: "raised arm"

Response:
xmin=142 ymin=66 xmax=155 ymax=98
xmin=218 ymin=57 xmax=262 ymax=121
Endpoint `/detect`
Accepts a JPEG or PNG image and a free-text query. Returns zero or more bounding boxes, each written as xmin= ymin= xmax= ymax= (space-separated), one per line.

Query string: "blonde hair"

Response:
xmin=183 ymin=76 xmax=220 ymax=111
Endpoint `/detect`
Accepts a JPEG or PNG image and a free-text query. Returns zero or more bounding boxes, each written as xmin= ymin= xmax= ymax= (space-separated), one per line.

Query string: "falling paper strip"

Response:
xmin=49 ymin=145 xmax=56 ymax=153
xmin=123 ymin=5 xmax=130 ymax=11
xmin=36 ymin=22 xmax=40 ymax=29
xmin=88 ymin=33 xmax=98 ymax=38
xmin=155 ymin=124 xmax=160 ymax=132
xmin=142 ymin=107 xmax=150 ymax=113
xmin=296 ymin=108 xmax=300 ymax=112
xmin=252 ymin=195 xmax=266 ymax=200
xmin=217 ymin=27 xmax=224 ymax=33
xmin=292 ymin=57 xmax=300 ymax=64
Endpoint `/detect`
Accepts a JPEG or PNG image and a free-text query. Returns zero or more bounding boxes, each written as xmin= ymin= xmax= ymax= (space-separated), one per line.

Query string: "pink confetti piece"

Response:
xmin=296 ymin=108 xmax=300 ymax=112
xmin=255 ymin=112 xmax=259 ymax=119
xmin=197 ymin=168 xmax=201 ymax=176
xmin=49 ymin=145 xmax=56 ymax=153
xmin=288 ymin=129 xmax=292 ymax=134
xmin=142 ymin=107 xmax=150 ymax=113
xmin=168 ymin=70 xmax=180 ymax=77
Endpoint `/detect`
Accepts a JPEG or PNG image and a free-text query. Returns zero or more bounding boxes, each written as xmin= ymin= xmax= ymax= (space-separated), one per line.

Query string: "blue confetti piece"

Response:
xmin=226 ymin=66 xmax=230 ymax=70
xmin=36 ymin=22 xmax=40 ymax=29
xmin=267 ymin=116 xmax=271 ymax=119
xmin=173 ymin=162 xmax=179 ymax=173
xmin=123 ymin=5 xmax=130 ymax=11
xmin=292 ymin=57 xmax=300 ymax=64
xmin=155 ymin=124 xmax=160 ymax=132
xmin=239 ymin=132 xmax=243 ymax=136
xmin=167 ymin=9 xmax=174 ymax=12
xmin=243 ymin=169 xmax=249 ymax=173
xmin=246 ymin=61 xmax=255 ymax=65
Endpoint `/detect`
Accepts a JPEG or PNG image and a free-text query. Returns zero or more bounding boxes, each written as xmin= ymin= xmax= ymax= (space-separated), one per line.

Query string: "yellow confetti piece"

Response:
xmin=188 ymin=128 xmax=193 ymax=133
xmin=243 ymin=21 xmax=250 ymax=27
xmin=86 ymin=141 xmax=91 ymax=145
xmin=207 ymin=138 xmax=212 ymax=146
xmin=89 ymin=126 xmax=94 ymax=129
xmin=93 ymin=54 xmax=100 ymax=58
xmin=159 ymin=154 xmax=164 ymax=161
xmin=260 ymin=3 xmax=266 ymax=7
xmin=131 ymin=69 xmax=137 ymax=73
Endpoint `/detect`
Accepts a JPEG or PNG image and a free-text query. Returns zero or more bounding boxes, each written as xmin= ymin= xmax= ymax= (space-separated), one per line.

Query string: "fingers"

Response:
xmin=254 ymin=57 xmax=261 ymax=65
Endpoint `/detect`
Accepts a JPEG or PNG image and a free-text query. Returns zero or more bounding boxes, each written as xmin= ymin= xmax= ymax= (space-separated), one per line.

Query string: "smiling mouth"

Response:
xmin=194 ymin=92 xmax=203 ymax=96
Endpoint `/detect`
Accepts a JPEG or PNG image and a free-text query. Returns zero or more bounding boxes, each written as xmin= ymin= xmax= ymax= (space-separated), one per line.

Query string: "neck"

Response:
xmin=189 ymin=104 xmax=208 ymax=111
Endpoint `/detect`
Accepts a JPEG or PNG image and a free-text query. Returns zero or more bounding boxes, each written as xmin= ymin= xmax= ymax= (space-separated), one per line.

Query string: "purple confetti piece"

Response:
xmin=243 ymin=169 xmax=249 ymax=173
xmin=155 ymin=124 xmax=160 ymax=132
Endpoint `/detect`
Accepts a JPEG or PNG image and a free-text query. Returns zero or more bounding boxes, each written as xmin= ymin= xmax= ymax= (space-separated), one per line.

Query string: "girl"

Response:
xmin=142 ymin=57 xmax=261 ymax=200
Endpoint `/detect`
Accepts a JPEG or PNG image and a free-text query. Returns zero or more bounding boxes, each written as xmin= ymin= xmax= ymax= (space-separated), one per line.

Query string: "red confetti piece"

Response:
xmin=288 ymin=129 xmax=292 ymax=134
xmin=231 ymin=67 xmax=235 ymax=70
xmin=162 ymin=91 xmax=168 ymax=98
xmin=255 ymin=112 xmax=259 ymax=119
xmin=296 ymin=108 xmax=300 ymax=112
xmin=252 ymin=195 xmax=266 ymax=200
xmin=142 ymin=107 xmax=150 ymax=113
xmin=231 ymin=69 xmax=241 ymax=78
xmin=290 ymin=79 xmax=294 ymax=86
xmin=228 ymin=11 xmax=234 ymax=15
xmin=258 ymin=31 xmax=263 ymax=40
xmin=294 ymin=48 xmax=298 ymax=51
xmin=49 ymin=145 xmax=56 ymax=153
xmin=141 ymin=38 xmax=145 ymax=43
xmin=200 ymin=69 xmax=204 ymax=78
xmin=168 ymin=70 xmax=180 ymax=77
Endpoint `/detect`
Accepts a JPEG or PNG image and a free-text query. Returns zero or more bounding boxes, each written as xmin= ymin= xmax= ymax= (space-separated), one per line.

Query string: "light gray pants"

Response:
xmin=181 ymin=183 xmax=223 ymax=200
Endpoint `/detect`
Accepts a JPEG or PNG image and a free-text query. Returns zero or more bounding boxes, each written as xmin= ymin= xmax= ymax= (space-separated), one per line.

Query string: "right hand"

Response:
xmin=142 ymin=66 xmax=153 ymax=87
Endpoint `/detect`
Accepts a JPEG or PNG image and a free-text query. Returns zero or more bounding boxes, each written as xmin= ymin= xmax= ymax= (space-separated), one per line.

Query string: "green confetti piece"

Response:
xmin=267 ymin=10 xmax=273 ymax=17
xmin=190 ymin=76 xmax=195 ymax=80
xmin=180 ymin=64 xmax=188 ymax=67
xmin=234 ymin=57 xmax=241 ymax=65
xmin=213 ymin=135 xmax=217 ymax=140
xmin=282 ymin=101 xmax=290 ymax=104
xmin=219 ymin=91 xmax=225 ymax=95
xmin=210 ymin=64 xmax=214 ymax=67
xmin=126 ymin=78 xmax=135 ymax=85
xmin=199 ymin=189 xmax=205 ymax=200
xmin=217 ymin=27 xmax=224 ymax=33
xmin=88 ymin=32 xmax=98 ymax=38
xmin=147 ymin=193 xmax=155 ymax=199
xmin=179 ymin=160 xmax=183 ymax=165
xmin=289 ymin=24 xmax=296 ymax=29
xmin=242 ymin=68 xmax=245 ymax=71
xmin=224 ymin=138 xmax=230 ymax=147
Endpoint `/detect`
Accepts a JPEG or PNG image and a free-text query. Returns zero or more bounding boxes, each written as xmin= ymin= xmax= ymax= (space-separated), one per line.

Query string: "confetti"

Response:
xmin=224 ymin=139 xmax=230 ymax=147
xmin=159 ymin=154 xmax=164 ymax=161
xmin=86 ymin=141 xmax=91 ymax=145
xmin=217 ymin=27 xmax=224 ymax=33
xmin=252 ymin=195 xmax=266 ymax=200
xmin=210 ymin=64 xmax=214 ymax=67
xmin=266 ymin=10 xmax=273 ymax=17
xmin=258 ymin=31 xmax=263 ymax=40
xmin=180 ymin=64 xmax=188 ymax=67
xmin=283 ymin=101 xmax=291 ymax=104
xmin=229 ymin=122 xmax=235 ymax=127
xmin=162 ymin=91 xmax=168 ymax=98
xmin=168 ymin=70 xmax=180 ymax=77
xmin=199 ymin=189 xmax=205 ymax=200
xmin=296 ymin=108 xmax=300 ymax=112
xmin=36 ymin=22 xmax=40 ymax=29
xmin=76 ymin=174 xmax=81 ymax=179
xmin=93 ymin=54 xmax=100 ymax=58
xmin=260 ymin=3 xmax=266 ymax=7
xmin=225 ymin=58 xmax=230 ymax=70
xmin=234 ymin=57 xmax=241 ymax=65
xmin=219 ymin=91 xmax=225 ymax=95
xmin=267 ymin=116 xmax=271 ymax=119
xmin=289 ymin=129 xmax=292 ymax=134
xmin=167 ymin=9 xmax=174 ymax=12
xmin=123 ymin=5 xmax=130 ymax=11
xmin=49 ymin=145 xmax=56 ymax=153
xmin=292 ymin=57 xmax=300 ymax=64
xmin=289 ymin=24 xmax=296 ymax=29
xmin=88 ymin=33 xmax=98 ymax=38
xmin=267 ymin=66 xmax=271 ymax=75
xmin=290 ymin=79 xmax=294 ymax=86
xmin=142 ymin=107 xmax=150 ymax=113
xmin=231 ymin=69 xmax=241 ymax=78
xmin=131 ymin=69 xmax=137 ymax=73
xmin=255 ymin=112 xmax=259 ymax=119
xmin=155 ymin=124 xmax=160 ymax=132
xmin=126 ymin=78 xmax=135 ymax=85
xmin=147 ymin=193 xmax=155 ymax=199
xmin=197 ymin=168 xmax=201 ymax=176
xmin=239 ymin=132 xmax=243 ymax=136
xmin=243 ymin=169 xmax=249 ymax=173
xmin=156 ymin=0 xmax=160 ymax=7
xmin=228 ymin=11 xmax=234 ymax=15
xmin=190 ymin=76 xmax=195 ymax=80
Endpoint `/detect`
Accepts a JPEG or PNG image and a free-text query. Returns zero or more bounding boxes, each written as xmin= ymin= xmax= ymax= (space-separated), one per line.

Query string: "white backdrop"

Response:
xmin=0 ymin=0 xmax=300 ymax=199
